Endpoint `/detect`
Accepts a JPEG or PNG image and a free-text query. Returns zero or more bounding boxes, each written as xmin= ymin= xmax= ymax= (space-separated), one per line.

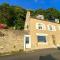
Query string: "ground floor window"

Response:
xmin=24 ymin=35 xmax=31 ymax=49
xmin=25 ymin=37 xmax=29 ymax=44
xmin=37 ymin=35 xmax=46 ymax=42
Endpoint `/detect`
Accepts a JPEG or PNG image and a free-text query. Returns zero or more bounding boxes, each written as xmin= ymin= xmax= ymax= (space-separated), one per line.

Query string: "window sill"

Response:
xmin=38 ymin=42 xmax=48 ymax=44
xmin=48 ymin=30 xmax=56 ymax=31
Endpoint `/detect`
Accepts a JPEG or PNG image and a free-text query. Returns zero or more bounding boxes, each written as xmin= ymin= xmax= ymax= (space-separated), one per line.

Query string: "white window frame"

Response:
xmin=47 ymin=25 xmax=56 ymax=31
xmin=36 ymin=23 xmax=46 ymax=30
xmin=36 ymin=33 xmax=48 ymax=44
xmin=58 ymin=26 xmax=60 ymax=30
xmin=24 ymin=35 xmax=31 ymax=50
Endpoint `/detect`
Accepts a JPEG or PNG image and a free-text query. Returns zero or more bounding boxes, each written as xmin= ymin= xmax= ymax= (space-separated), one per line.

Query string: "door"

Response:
xmin=24 ymin=35 xmax=31 ymax=49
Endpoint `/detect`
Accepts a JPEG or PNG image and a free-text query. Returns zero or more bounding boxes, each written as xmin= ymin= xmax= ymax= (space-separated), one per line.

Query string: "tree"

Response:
xmin=0 ymin=3 xmax=26 ymax=29
xmin=31 ymin=9 xmax=46 ymax=18
xmin=14 ymin=6 xmax=26 ymax=30
xmin=45 ymin=8 xmax=60 ymax=19
xmin=31 ymin=8 xmax=60 ymax=22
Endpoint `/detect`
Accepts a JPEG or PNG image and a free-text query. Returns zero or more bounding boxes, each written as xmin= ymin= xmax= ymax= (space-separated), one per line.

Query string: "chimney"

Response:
xmin=24 ymin=11 xmax=30 ymax=30
xmin=26 ymin=10 xmax=30 ymax=21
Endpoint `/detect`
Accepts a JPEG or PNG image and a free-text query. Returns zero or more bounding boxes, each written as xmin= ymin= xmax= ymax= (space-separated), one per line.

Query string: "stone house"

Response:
xmin=0 ymin=11 xmax=60 ymax=53
xmin=24 ymin=11 xmax=60 ymax=51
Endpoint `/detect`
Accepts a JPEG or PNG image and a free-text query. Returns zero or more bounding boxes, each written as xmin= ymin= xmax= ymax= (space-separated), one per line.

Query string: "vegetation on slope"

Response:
xmin=31 ymin=8 xmax=60 ymax=22
xmin=0 ymin=3 xmax=26 ymax=30
xmin=0 ymin=3 xmax=60 ymax=30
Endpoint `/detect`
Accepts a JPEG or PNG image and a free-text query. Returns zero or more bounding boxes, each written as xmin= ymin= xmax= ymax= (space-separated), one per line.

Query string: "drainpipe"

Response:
xmin=52 ymin=35 xmax=56 ymax=48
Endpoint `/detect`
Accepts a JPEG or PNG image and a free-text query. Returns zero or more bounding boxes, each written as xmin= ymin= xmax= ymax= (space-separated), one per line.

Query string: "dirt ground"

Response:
xmin=0 ymin=48 xmax=60 ymax=60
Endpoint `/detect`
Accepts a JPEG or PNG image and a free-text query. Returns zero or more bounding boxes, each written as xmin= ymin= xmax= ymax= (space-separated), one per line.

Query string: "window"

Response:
xmin=25 ymin=37 xmax=29 ymax=44
xmin=37 ymin=36 xmax=46 ymax=42
xmin=38 ymin=24 xmax=43 ymax=29
xmin=55 ymin=19 xmax=59 ymax=23
xmin=47 ymin=25 xmax=56 ymax=31
xmin=36 ymin=23 xmax=46 ymax=30
xmin=49 ymin=25 xmax=53 ymax=30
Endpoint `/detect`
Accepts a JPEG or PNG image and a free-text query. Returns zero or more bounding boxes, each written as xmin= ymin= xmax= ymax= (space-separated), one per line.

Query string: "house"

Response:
xmin=24 ymin=11 xmax=60 ymax=51
xmin=0 ymin=11 xmax=60 ymax=53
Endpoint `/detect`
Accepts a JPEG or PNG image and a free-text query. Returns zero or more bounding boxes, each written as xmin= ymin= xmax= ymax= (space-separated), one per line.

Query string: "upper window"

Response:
xmin=38 ymin=24 xmax=43 ymax=29
xmin=47 ymin=25 xmax=56 ymax=31
xmin=49 ymin=25 xmax=53 ymax=30
xmin=36 ymin=23 xmax=46 ymax=30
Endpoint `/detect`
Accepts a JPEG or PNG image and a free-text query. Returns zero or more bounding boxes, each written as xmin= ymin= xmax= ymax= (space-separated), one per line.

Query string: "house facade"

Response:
xmin=24 ymin=11 xmax=60 ymax=51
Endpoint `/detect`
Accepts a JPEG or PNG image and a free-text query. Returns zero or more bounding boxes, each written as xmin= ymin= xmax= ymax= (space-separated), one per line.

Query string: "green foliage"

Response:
xmin=31 ymin=8 xmax=60 ymax=22
xmin=0 ymin=3 xmax=26 ymax=30
xmin=0 ymin=3 xmax=60 ymax=30
xmin=45 ymin=8 xmax=60 ymax=19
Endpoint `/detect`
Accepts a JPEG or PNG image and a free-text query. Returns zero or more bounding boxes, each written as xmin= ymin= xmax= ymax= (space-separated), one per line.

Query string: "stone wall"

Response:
xmin=0 ymin=29 xmax=24 ymax=53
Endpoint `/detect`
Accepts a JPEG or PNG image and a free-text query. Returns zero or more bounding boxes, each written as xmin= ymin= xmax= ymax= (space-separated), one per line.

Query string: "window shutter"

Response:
xmin=53 ymin=25 xmax=56 ymax=31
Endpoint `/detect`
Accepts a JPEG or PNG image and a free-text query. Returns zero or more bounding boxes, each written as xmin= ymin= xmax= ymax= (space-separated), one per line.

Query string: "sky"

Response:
xmin=0 ymin=0 xmax=60 ymax=10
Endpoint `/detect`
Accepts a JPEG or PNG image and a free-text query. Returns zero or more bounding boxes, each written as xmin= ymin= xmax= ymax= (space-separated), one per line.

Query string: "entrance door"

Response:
xmin=24 ymin=35 xmax=31 ymax=49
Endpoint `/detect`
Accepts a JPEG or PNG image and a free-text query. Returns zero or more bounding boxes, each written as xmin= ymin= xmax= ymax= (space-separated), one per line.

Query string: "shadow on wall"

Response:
xmin=39 ymin=54 xmax=56 ymax=60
